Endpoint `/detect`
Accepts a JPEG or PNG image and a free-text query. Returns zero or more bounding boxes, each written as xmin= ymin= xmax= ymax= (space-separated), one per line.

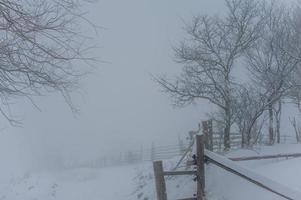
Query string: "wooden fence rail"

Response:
xmin=153 ymin=134 xmax=301 ymax=200
xmin=205 ymin=150 xmax=301 ymax=200
xmin=229 ymin=153 xmax=301 ymax=161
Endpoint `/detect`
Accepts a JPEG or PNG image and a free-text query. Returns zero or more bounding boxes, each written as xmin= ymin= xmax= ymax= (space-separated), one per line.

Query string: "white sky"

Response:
xmin=0 ymin=0 xmax=239 ymax=172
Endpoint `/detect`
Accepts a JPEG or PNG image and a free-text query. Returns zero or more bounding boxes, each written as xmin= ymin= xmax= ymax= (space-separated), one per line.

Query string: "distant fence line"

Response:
xmin=65 ymin=120 xmax=299 ymax=169
xmin=64 ymin=141 xmax=192 ymax=169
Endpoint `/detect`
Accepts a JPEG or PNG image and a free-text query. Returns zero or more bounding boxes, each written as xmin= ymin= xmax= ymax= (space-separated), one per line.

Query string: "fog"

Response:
xmin=0 ymin=0 xmax=297 ymax=175
xmin=0 ymin=0 xmax=227 ymax=173
xmin=2 ymin=1 xmax=301 ymax=200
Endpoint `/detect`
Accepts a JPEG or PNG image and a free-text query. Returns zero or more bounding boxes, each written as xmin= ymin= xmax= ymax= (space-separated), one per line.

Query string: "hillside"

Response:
xmin=1 ymin=144 xmax=301 ymax=200
xmin=0 ymin=165 xmax=136 ymax=200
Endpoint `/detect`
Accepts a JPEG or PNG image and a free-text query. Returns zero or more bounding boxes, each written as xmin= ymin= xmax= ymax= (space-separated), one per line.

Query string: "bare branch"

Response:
xmin=0 ymin=0 xmax=96 ymax=124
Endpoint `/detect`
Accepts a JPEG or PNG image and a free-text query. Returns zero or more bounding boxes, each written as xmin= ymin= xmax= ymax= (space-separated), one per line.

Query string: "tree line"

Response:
xmin=156 ymin=0 xmax=301 ymax=149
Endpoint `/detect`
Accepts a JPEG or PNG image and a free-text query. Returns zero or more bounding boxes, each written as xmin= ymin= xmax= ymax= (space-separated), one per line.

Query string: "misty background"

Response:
xmin=0 ymin=0 xmax=251 ymax=176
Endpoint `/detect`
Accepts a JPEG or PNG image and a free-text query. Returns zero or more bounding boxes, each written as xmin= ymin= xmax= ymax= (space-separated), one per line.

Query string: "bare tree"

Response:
xmin=289 ymin=117 xmax=301 ymax=143
xmin=286 ymin=3 xmax=301 ymax=111
xmin=0 ymin=0 xmax=95 ymax=124
xmin=245 ymin=1 xmax=301 ymax=145
xmin=156 ymin=0 xmax=263 ymax=149
xmin=234 ymin=85 xmax=267 ymax=147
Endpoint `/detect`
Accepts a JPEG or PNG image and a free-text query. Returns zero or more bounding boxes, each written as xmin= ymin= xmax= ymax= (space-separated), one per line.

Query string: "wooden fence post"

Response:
xmin=196 ymin=135 xmax=205 ymax=200
xmin=153 ymin=161 xmax=167 ymax=200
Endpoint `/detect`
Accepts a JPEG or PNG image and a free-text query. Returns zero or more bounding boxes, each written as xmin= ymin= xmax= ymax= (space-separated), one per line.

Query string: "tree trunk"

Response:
xmin=224 ymin=124 xmax=230 ymax=150
xmin=224 ymin=106 xmax=231 ymax=150
xmin=276 ymin=101 xmax=282 ymax=144
xmin=241 ymin=128 xmax=245 ymax=148
xmin=246 ymin=126 xmax=252 ymax=147
xmin=241 ymin=123 xmax=248 ymax=148
xmin=224 ymin=76 xmax=231 ymax=150
xmin=268 ymin=102 xmax=274 ymax=145
xmin=291 ymin=117 xmax=300 ymax=143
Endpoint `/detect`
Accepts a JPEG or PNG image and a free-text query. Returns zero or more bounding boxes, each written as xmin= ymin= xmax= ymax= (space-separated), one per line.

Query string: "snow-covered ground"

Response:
xmin=134 ymin=144 xmax=301 ymax=200
xmin=2 ymin=144 xmax=301 ymax=200
xmin=207 ymin=144 xmax=301 ymax=200
xmin=0 ymin=165 xmax=137 ymax=200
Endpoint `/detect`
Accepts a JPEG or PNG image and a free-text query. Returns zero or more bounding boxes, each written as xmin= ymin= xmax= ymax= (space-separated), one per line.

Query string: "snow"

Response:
xmin=2 ymin=144 xmax=301 ymax=200
xmin=255 ymin=157 xmax=301 ymax=192
xmin=133 ymin=144 xmax=301 ymax=200
xmin=226 ymin=144 xmax=301 ymax=158
xmin=205 ymin=149 xmax=301 ymax=200
xmin=0 ymin=165 xmax=137 ymax=200
xmin=131 ymin=157 xmax=196 ymax=200
xmin=206 ymin=164 xmax=286 ymax=200
xmin=205 ymin=150 xmax=301 ymax=199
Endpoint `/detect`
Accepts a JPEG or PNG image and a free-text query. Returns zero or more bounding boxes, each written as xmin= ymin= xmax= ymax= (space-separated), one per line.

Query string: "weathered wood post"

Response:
xmin=153 ymin=161 xmax=167 ymax=200
xmin=196 ymin=135 xmax=205 ymax=200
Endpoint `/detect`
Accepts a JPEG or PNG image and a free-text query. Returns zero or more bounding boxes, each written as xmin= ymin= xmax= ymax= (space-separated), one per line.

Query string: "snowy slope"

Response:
xmin=134 ymin=144 xmax=301 ymax=200
xmin=0 ymin=165 xmax=137 ymax=200
xmin=206 ymin=145 xmax=301 ymax=200
xmin=253 ymin=157 xmax=301 ymax=193
xmin=2 ymin=144 xmax=301 ymax=200
xmin=131 ymin=157 xmax=196 ymax=200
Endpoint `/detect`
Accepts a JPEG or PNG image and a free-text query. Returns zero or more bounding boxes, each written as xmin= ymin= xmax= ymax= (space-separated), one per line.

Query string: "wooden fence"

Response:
xmin=153 ymin=135 xmax=205 ymax=200
xmin=153 ymin=135 xmax=301 ymax=200
xmin=202 ymin=120 xmax=242 ymax=152
xmin=202 ymin=120 xmax=299 ymax=152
